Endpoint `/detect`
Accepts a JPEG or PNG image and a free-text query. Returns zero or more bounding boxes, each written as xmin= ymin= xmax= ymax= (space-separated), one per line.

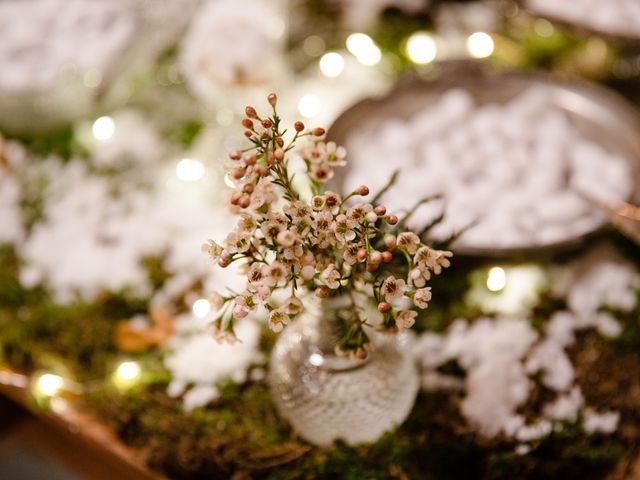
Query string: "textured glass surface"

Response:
xmin=269 ymin=296 xmax=419 ymax=446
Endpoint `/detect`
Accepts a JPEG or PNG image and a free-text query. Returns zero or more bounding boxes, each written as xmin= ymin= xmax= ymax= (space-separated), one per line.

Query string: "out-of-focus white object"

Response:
xmin=339 ymin=80 xmax=638 ymax=252
xmin=527 ymin=0 xmax=640 ymax=40
xmin=0 ymin=0 xmax=197 ymax=132
xmin=179 ymin=0 xmax=286 ymax=105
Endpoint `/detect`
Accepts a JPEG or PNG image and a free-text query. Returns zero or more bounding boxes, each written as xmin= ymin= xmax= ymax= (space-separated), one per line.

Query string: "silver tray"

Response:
xmin=327 ymin=62 xmax=640 ymax=257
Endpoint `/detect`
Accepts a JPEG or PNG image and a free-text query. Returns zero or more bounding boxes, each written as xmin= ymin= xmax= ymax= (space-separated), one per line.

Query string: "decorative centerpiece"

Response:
xmin=202 ymin=93 xmax=451 ymax=446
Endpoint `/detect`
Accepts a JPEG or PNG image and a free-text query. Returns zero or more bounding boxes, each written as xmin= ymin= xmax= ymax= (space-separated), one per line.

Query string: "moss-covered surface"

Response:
xmin=1 ymin=238 xmax=640 ymax=479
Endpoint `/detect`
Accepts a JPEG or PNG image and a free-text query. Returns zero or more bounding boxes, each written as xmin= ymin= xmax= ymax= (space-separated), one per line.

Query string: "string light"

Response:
xmin=467 ymin=32 xmax=495 ymax=59
xmin=113 ymin=361 xmax=141 ymax=389
xmin=346 ymin=33 xmax=381 ymax=66
xmin=192 ymin=298 xmax=211 ymax=318
xmin=406 ymin=32 xmax=437 ymax=64
xmin=486 ymin=267 xmax=507 ymax=292
xmin=309 ymin=353 xmax=324 ymax=366
xmin=176 ymin=158 xmax=205 ymax=182
xmin=319 ymin=52 xmax=345 ymax=78
xmin=35 ymin=373 xmax=64 ymax=397
xmin=298 ymin=94 xmax=322 ymax=118
xmin=92 ymin=116 xmax=115 ymax=141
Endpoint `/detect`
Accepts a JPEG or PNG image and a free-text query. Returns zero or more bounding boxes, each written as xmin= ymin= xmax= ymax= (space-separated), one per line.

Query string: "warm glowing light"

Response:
xmin=487 ymin=267 xmax=507 ymax=292
xmin=467 ymin=32 xmax=495 ymax=59
xmin=115 ymin=361 xmax=141 ymax=383
xmin=406 ymin=32 xmax=437 ymax=64
xmin=319 ymin=52 xmax=345 ymax=78
xmin=346 ymin=32 xmax=381 ymax=66
xmin=298 ymin=94 xmax=322 ymax=118
xmin=309 ymin=353 xmax=324 ymax=366
xmin=36 ymin=374 xmax=64 ymax=397
xmin=92 ymin=116 xmax=115 ymax=141
xmin=192 ymin=298 xmax=211 ymax=318
xmin=176 ymin=158 xmax=205 ymax=182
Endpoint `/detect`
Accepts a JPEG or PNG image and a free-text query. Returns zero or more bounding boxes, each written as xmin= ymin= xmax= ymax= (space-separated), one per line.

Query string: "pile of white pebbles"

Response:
xmin=344 ymin=87 xmax=635 ymax=250
xmin=526 ymin=0 xmax=640 ymax=39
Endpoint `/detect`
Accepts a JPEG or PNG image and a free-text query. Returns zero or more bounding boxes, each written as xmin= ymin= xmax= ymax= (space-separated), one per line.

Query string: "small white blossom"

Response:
xmin=321 ymin=265 xmax=341 ymax=289
xmin=381 ymin=275 xmax=406 ymax=302
xmin=396 ymin=310 xmax=417 ymax=331
xmin=413 ymin=287 xmax=432 ymax=309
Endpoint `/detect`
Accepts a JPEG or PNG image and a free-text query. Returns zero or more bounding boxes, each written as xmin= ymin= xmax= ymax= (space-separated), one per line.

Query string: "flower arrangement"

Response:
xmin=202 ymin=93 xmax=451 ymax=358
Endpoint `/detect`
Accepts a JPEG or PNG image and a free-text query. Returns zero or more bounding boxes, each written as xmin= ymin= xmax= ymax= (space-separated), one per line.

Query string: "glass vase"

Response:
xmin=268 ymin=294 xmax=419 ymax=447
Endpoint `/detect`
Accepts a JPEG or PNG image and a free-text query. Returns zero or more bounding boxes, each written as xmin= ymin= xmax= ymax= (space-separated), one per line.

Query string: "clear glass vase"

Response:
xmin=268 ymin=294 xmax=419 ymax=447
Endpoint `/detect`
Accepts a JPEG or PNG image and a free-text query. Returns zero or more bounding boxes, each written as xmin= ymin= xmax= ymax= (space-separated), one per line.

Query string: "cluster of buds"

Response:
xmin=203 ymin=93 xmax=451 ymax=358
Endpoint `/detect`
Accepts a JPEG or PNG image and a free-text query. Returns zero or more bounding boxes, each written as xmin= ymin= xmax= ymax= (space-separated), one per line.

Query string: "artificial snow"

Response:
xmin=344 ymin=87 xmax=634 ymax=249
xmin=164 ymin=314 xmax=263 ymax=411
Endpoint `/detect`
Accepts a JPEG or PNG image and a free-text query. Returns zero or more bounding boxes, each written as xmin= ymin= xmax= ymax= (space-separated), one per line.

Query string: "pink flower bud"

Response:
xmin=243 ymin=184 xmax=254 ymax=193
xmin=245 ymin=106 xmax=257 ymax=118
xmin=382 ymin=251 xmax=393 ymax=263
xmin=238 ymin=196 xmax=250 ymax=209
xmin=294 ymin=121 xmax=305 ymax=132
xmin=355 ymin=185 xmax=369 ymax=196
xmin=386 ymin=215 xmax=398 ymax=225
xmin=243 ymin=154 xmax=257 ymax=165
xmin=356 ymin=249 xmax=368 ymax=261
xmin=378 ymin=302 xmax=391 ymax=313
xmin=370 ymin=251 xmax=382 ymax=264
xmin=261 ymin=118 xmax=273 ymax=128
xmin=313 ymin=127 xmax=325 ymax=136
xmin=242 ymin=118 xmax=253 ymax=129
xmin=244 ymin=130 xmax=253 ymax=138
xmin=218 ymin=252 xmax=230 ymax=267
xmin=274 ymin=149 xmax=284 ymax=160
xmin=366 ymin=211 xmax=378 ymax=223
xmin=231 ymin=167 xmax=245 ymax=179
xmin=267 ymin=93 xmax=277 ymax=106
xmin=375 ymin=205 xmax=387 ymax=216
xmin=229 ymin=150 xmax=241 ymax=160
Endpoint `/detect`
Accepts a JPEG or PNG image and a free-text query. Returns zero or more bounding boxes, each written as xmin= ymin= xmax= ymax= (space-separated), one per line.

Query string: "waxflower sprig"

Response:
xmin=202 ymin=93 xmax=451 ymax=358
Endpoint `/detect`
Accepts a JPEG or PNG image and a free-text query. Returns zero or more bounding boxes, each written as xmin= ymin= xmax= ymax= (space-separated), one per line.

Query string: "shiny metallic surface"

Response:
xmin=328 ymin=62 xmax=640 ymax=257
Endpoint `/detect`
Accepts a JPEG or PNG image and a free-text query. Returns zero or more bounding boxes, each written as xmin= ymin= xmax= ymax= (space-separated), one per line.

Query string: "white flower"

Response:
xmin=408 ymin=266 xmax=430 ymax=288
xmin=413 ymin=287 xmax=432 ymax=309
xmin=261 ymin=214 xmax=287 ymax=241
xmin=208 ymin=291 xmax=225 ymax=311
xmin=232 ymin=303 xmax=249 ymax=319
xmin=321 ymin=265 xmax=341 ymax=289
xmin=301 ymin=264 xmax=316 ymax=280
xmin=284 ymin=200 xmax=312 ymax=220
xmin=201 ymin=239 xmax=223 ymax=260
xmin=323 ymin=141 xmax=347 ymax=167
xmin=333 ymin=214 xmax=356 ymax=243
xmin=311 ymin=195 xmax=325 ymax=211
xmin=276 ymin=229 xmax=297 ymax=247
xmin=225 ymin=231 xmax=251 ymax=254
xmin=346 ymin=203 xmax=372 ymax=223
xmin=432 ymin=250 xmax=453 ymax=274
xmin=310 ymin=163 xmax=334 ymax=183
xmin=397 ymin=232 xmax=421 ymax=254
xmin=381 ymin=275 xmax=406 ymax=302
xmin=283 ymin=296 xmax=304 ymax=316
xmin=264 ymin=261 xmax=288 ymax=287
xmin=323 ymin=191 xmax=342 ymax=215
xmin=396 ymin=310 xmax=417 ymax=331
xmin=237 ymin=214 xmax=258 ymax=234
xmin=342 ymin=243 xmax=362 ymax=265
xmin=268 ymin=307 xmax=290 ymax=332
xmin=179 ymin=0 xmax=284 ymax=104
